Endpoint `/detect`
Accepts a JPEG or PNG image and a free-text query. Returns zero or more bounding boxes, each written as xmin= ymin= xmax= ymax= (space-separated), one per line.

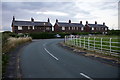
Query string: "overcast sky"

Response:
xmin=1 ymin=0 xmax=119 ymax=31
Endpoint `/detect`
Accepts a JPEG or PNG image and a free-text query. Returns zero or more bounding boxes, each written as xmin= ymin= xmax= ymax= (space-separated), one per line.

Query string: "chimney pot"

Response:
xmin=86 ymin=21 xmax=88 ymax=24
xmin=69 ymin=20 xmax=71 ymax=23
xmin=56 ymin=19 xmax=58 ymax=23
xmin=13 ymin=16 xmax=15 ymax=21
xmin=95 ymin=21 xmax=97 ymax=24
xmin=80 ymin=21 xmax=82 ymax=24
xmin=31 ymin=17 xmax=34 ymax=22
xmin=103 ymin=22 xmax=105 ymax=26
xmin=48 ymin=18 xmax=50 ymax=22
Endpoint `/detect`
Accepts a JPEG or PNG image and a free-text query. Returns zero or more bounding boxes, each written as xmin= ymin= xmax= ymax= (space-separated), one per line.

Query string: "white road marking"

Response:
xmin=80 ymin=73 xmax=93 ymax=80
xmin=44 ymin=48 xmax=59 ymax=60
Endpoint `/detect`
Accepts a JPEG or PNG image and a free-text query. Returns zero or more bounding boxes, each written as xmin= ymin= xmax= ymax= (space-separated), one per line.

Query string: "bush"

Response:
xmin=2 ymin=31 xmax=17 ymax=46
xmin=29 ymin=32 xmax=91 ymax=39
xmin=29 ymin=32 xmax=56 ymax=39
xmin=107 ymin=30 xmax=120 ymax=35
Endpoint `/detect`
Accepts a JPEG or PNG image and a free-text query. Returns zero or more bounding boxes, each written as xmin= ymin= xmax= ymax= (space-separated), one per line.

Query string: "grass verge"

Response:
xmin=2 ymin=37 xmax=32 ymax=76
xmin=63 ymin=42 xmax=120 ymax=64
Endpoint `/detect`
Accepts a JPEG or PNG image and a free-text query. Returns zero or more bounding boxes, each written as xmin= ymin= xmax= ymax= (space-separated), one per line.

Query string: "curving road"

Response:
xmin=19 ymin=39 xmax=119 ymax=79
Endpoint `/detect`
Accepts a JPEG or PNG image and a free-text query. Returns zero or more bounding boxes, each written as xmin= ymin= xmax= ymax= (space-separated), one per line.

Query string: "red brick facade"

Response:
xmin=12 ymin=17 xmax=52 ymax=34
xmin=54 ymin=20 xmax=108 ymax=34
xmin=12 ymin=17 xmax=109 ymax=34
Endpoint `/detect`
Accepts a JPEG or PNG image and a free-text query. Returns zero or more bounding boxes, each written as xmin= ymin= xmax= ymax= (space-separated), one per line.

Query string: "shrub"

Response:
xmin=107 ymin=30 xmax=120 ymax=35
xmin=29 ymin=32 xmax=56 ymax=39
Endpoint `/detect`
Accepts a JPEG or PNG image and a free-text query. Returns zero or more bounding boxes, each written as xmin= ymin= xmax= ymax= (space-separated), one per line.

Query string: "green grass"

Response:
xmin=66 ymin=35 xmax=120 ymax=56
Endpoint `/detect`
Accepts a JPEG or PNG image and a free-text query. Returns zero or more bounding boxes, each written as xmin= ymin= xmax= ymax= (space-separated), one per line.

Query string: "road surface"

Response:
xmin=19 ymin=39 xmax=119 ymax=79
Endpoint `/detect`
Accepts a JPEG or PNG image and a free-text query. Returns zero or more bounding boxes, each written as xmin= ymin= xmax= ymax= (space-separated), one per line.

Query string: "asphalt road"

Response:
xmin=20 ymin=39 xmax=119 ymax=79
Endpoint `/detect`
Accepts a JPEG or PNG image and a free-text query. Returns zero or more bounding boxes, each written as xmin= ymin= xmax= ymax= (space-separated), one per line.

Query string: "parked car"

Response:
xmin=55 ymin=34 xmax=61 ymax=38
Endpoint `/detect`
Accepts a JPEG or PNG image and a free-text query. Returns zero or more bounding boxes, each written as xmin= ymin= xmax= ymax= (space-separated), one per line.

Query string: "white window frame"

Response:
xmin=92 ymin=27 xmax=94 ymax=30
xmin=62 ymin=27 xmax=65 ymax=30
xmin=69 ymin=27 xmax=70 ymax=30
xmin=105 ymin=28 xmax=107 ymax=31
xmin=81 ymin=27 xmax=84 ymax=31
xmin=28 ymin=26 xmax=31 ymax=30
xmin=76 ymin=27 xmax=78 ymax=30
xmin=18 ymin=26 xmax=22 ymax=30
xmin=72 ymin=27 xmax=74 ymax=30
xmin=74 ymin=27 xmax=75 ymax=30
xmin=33 ymin=26 xmax=34 ymax=30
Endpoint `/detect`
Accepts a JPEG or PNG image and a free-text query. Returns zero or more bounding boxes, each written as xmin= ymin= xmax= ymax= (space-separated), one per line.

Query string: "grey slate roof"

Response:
xmin=12 ymin=21 xmax=52 ymax=26
xmin=57 ymin=22 xmax=84 ymax=27
xmin=88 ymin=24 xmax=108 ymax=27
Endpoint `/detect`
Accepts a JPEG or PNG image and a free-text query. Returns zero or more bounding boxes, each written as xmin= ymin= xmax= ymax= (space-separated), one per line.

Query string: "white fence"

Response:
xmin=64 ymin=35 xmax=120 ymax=56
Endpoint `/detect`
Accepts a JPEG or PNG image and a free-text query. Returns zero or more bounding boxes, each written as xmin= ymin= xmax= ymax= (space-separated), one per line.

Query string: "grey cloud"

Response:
xmin=2 ymin=2 xmax=118 ymax=31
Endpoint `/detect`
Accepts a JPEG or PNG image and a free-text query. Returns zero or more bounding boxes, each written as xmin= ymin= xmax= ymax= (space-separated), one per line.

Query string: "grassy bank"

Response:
xmin=66 ymin=35 xmax=120 ymax=57
xmin=2 ymin=37 xmax=32 ymax=53
xmin=2 ymin=37 xmax=32 ymax=75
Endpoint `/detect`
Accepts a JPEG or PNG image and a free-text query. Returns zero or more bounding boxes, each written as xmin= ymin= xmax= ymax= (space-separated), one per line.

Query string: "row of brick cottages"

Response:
xmin=12 ymin=17 xmax=109 ymax=34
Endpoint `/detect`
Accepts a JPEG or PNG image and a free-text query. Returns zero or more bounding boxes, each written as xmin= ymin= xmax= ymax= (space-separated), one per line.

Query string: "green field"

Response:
xmin=66 ymin=35 xmax=120 ymax=56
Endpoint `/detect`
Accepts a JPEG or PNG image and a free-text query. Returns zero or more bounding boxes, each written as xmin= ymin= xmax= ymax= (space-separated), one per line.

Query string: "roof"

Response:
xmin=87 ymin=24 xmax=108 ymax=27
xmin=57 ymin=22 xmax=84 ymax=27
xmin=12 ymin=21 xmax=52 ymax=26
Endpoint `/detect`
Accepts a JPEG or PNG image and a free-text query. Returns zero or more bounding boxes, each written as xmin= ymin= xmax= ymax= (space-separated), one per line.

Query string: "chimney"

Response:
xmin=48 ymin=18 xmax=50 ymax=22
xmin=95 ymin=21 xmax=97 ymax=24
xmin=80 ymin=21 xmax=82 ymax=24
xmin=69 ymin=20 xmax=71 ymax=23
xmin=103 ymin=22 xmax=105 ymax=26
xmin=86 ymin=21 xmax=88 ymax=24
xmin=31 ymin=17 xmax=34 ymax=22
xmin=56 ymin=19 xmax=58 ymax=23
xmin=13 ymin=16 xmax=15 ymax=21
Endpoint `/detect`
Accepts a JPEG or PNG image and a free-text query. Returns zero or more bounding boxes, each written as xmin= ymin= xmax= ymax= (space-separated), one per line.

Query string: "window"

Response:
xmin=96 ymin=28 xmax=98 ymax=30
xmin=68 ymin=27 xmax=70 ymax=30
xmin=92 ymin=27 xmax=94 ymax=30
xmin=46 ymin=27 xmax=50 ymax=30
xmin=74 ymin=27 xmax=75 ymax=30
xmin=28 ymin=26 xmax=31 ymax=30
xmin=72 ymin=27 xmax=74 ymax=30
xmin=33 ymin=26 xmax=34 ymax=30
xmin=76 ymin=27 xmax=78 ymax=30
xmin=18 ymin=26 xmax=22 ymax=30
xmin=62 ymin=27 xmax=65 ymax=30
xmin=105 ymin=28 xmax=107 ymax=31
xmin=102 ymin=27 xmax=103 ymax=30
xmin=81 ymin=27 xmax=84 ymax=30
xmin=99 ymin=27 xmax=101 ymax=30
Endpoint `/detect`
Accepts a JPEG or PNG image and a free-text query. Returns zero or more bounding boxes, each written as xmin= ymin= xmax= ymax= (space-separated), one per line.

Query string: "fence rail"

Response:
xmin=64 ymin=35 xmax=120 ymax=57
